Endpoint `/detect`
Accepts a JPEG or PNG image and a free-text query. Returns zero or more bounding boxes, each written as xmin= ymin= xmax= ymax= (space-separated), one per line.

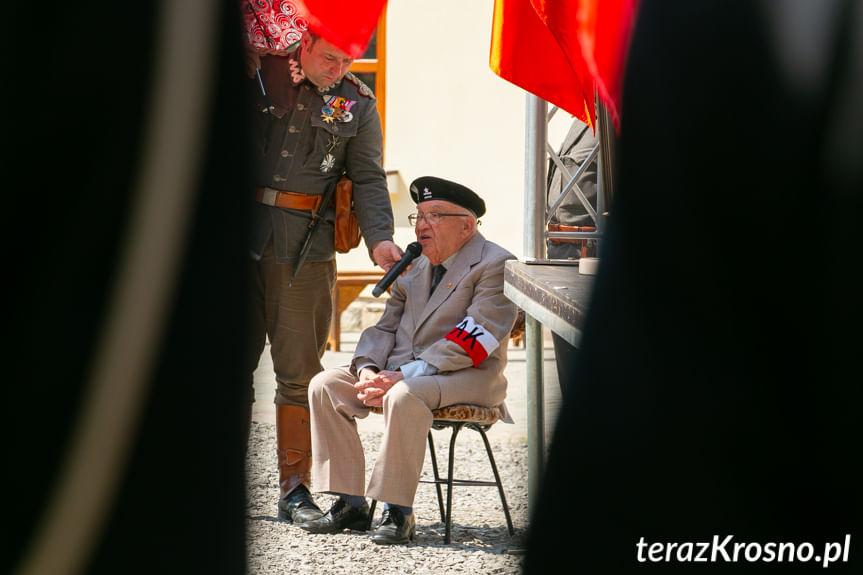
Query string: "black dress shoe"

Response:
xmin=371 ymin=507 xmax=416 ymax=545
xmin=299 ymin=499 xmax=370 ymax=534
xmin=277 ymin=485 xmax=324 ymax=524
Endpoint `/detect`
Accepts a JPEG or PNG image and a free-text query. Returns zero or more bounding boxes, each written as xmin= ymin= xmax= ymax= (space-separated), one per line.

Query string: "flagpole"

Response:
xmin=524 ymin=93 xmax=547 ymax=516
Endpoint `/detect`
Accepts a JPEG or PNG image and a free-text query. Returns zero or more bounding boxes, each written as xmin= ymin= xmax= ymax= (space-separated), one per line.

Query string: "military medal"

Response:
xmin=320 ymin=154 xmax=335 ymax=172
xmin=321 ymin=105 xmax=336 ymax=123
xmin=321 ymin=95 xmax=356 ymax=123
xmin=320 ymin=135 xmax=341 ymax=172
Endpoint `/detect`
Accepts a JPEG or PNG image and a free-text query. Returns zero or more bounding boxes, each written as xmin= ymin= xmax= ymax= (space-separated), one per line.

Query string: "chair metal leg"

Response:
xmin=418 ymin=418 xmax=515 ymax=544
xmin=472 ymin=423 xmax=515 ymax=536
xmin=426 ymin=430 xmax=446 ymax=523
xmin=444 ymin=422 xmax=464 ymax=544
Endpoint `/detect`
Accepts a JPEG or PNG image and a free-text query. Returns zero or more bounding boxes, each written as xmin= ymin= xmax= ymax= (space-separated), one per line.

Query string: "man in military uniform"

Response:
xmin=245 ymin=30 xmax=403 ymax=524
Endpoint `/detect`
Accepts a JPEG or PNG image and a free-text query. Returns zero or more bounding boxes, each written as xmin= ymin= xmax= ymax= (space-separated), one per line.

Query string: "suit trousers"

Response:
xmin=248 ymin=239 xmax=336 ymax=407
xmin=308 ymin=366 xmax=442 ymax=507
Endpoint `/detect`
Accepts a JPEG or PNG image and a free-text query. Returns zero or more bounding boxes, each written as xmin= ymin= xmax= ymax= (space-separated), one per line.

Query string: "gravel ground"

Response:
xmin=245 ymin=421 xmax=529 ymax=575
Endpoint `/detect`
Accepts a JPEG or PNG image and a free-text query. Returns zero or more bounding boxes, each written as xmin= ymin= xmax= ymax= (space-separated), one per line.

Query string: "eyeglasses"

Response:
xmin=408 ymin=212 xmax=471 ymax=226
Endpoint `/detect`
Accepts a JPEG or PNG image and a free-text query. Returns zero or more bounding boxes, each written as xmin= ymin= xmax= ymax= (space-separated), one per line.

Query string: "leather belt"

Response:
xmin=254 ymin=187 xmax=323 ymax=212
xmin=548 ymin=223 xmax=596 ymax=243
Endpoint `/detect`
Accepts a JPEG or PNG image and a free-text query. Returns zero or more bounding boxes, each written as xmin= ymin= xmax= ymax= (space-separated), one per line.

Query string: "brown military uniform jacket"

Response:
xmin=248 ymin=49 xmax=393 ymax=262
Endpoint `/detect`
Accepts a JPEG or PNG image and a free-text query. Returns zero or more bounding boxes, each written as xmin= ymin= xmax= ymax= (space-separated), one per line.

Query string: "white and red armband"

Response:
xmin=444 ymin=316 xmax=500 ymax=367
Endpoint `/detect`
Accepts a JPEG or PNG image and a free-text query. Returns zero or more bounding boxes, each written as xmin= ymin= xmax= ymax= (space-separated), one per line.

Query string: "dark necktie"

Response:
xmin=430 ymin=265 xmax=446 ymax=295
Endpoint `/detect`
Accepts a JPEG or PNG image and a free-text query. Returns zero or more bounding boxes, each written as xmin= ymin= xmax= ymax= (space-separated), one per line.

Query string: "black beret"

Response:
xmin=409 ymin=176 xmax=486 ymax=218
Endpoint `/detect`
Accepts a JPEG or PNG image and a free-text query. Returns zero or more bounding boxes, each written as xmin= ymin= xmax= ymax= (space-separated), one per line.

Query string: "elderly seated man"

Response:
xmin=299 ymin=176 xmax=518 ymax=544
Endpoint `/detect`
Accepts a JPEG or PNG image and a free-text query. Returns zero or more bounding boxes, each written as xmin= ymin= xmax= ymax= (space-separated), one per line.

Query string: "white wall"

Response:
xmin=336 ymin=0 xmax=575 ymax=271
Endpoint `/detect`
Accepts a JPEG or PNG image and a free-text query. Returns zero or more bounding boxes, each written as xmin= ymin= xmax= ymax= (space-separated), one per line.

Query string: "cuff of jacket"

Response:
xmin=399 ymin=359 xmax=438 ymax=379
xmin=364 ymin=234 xmax=394 ymax=262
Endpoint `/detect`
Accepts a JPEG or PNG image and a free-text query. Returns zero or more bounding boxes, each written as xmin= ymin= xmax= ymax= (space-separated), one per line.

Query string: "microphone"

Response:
xmin=372 ymin=242 xmax=422 ymax=297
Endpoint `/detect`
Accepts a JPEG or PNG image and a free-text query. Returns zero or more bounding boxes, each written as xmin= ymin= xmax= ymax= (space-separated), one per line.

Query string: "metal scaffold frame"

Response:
xmin=522 ymin=93 xmax=615 ymax=514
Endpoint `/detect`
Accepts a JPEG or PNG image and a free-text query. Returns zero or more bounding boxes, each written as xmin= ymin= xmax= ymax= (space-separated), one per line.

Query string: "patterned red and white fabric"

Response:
xmin=242 ymin=0 xmax=308 ymax=55
xmin=243 ymin=0 xmax=385 ymax=60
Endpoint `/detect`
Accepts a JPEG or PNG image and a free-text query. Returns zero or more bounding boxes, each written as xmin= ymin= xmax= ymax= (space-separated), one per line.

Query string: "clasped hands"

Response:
xmin=356 ymin=367 xmax=403 ymax=407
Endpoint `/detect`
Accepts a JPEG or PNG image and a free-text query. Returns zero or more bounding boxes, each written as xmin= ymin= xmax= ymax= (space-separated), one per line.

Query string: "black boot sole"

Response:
xmin=371 ymin=525 xmax=416 ymax=545
xmin=277 ymin=508 xmax=325 ymax=523
xmin=277 ymin=501 xmax=324 ymax=524
xmin=301 ymin=516 xmax=369 ymax=534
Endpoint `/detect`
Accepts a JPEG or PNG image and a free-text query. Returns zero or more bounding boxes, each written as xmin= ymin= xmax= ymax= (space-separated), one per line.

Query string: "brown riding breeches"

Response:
xmin=248 ymin=239 xmax=337 ymax=407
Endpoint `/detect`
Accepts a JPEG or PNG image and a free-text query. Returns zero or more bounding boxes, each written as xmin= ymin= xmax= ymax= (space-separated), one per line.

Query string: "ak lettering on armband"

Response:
xmin=445 ymin=316 xmax=499 ymax=367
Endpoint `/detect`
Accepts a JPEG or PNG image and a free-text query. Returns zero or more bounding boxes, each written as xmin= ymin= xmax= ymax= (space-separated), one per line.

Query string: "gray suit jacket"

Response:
xmin=352 ymin=233 xmax=518 ymax=420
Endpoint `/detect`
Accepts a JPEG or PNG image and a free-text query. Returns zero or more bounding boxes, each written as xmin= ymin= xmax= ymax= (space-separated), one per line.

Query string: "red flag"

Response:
xmin=491 ymin=0 xmax=639 ymax=133
xmin=570 ymin=0 xmax=639 ymax=132
xmin=490 ymin=0 xmax=595 ymax=128
xmin=294 ymin=0 xmax=387 ymax=59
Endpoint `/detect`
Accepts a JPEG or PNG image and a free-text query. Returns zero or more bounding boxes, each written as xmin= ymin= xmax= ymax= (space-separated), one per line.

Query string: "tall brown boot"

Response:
xmin=275 ymin=404 xmax=324 ymax=523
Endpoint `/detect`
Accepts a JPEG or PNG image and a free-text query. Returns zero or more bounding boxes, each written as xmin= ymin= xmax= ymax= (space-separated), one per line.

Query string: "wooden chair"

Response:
xmin=509 ymin=308 xmax=526 ymax=347
xmin=327 ymin=270 xmax=385 ymax=352
xmin=367 ymin=404 xmax=515 ymax=544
